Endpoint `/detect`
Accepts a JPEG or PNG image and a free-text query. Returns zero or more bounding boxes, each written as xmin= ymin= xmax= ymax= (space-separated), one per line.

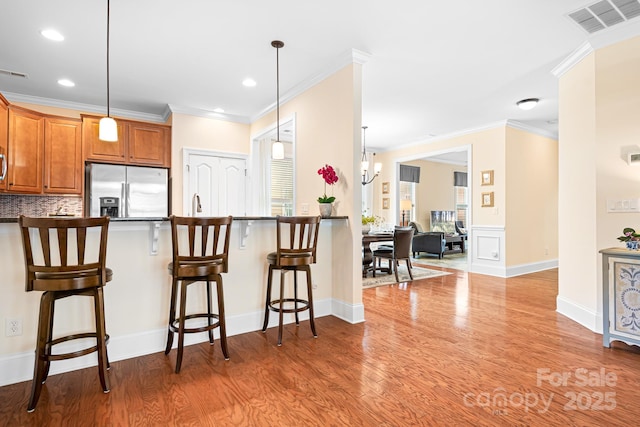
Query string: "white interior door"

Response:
xmin=185 ymin=150 xmax=247 ymax=216
xmin=219 ymin=157 xmax=246 ymax=216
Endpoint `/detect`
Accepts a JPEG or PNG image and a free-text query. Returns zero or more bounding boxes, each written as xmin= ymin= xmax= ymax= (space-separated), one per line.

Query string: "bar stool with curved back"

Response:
xmin=18 ymin=215 xmax=112 ymax=412
xmin=165 ymin=215 xmax=232 ymax=373
xmin=373 ymin=227 xmax=415 ymax=283
xmin=262 ymin=215 xmax=321 ymax=346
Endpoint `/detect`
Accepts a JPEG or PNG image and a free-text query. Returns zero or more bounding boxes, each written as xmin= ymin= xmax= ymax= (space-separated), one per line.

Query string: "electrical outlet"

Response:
xmin=5 ymin=318 xmax=22 ymax=337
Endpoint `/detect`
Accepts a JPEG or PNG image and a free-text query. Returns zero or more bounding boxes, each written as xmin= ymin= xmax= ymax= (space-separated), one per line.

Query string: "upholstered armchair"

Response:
xmin=455 ymin=220 xmax=467 ymax=236
xmin=408 ymin=222 xmax=447 ymax=259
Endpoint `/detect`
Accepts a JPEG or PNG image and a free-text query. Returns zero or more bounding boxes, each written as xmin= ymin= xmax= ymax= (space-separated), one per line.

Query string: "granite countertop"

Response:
xmin=0 ymin=215 xmax=349 ymax=223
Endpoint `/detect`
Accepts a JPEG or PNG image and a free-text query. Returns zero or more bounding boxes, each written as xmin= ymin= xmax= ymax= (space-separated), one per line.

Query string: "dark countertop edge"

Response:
xmin=0 ymin=216 xmax=349 ymax=224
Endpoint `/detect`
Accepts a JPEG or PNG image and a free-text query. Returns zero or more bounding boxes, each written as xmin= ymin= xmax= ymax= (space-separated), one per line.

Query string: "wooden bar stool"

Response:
xmin=18 ymin=215 xmax=112 ymax=412
xmin=262 ymin=215 xmax=321 ymax=346
xmin=165 ymin=215 xmax=232 ymax=373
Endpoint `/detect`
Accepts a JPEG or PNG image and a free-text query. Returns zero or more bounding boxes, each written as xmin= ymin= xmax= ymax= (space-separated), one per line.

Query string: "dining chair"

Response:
xmin=372 ymin=227 xmax=415 ymax=282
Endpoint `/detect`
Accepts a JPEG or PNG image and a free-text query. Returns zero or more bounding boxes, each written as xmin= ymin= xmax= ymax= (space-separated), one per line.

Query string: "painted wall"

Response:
xmin=373 ymin=127 xmax=505 ymax=229
xmin=505 ymin=127 xmax=558 ymax=266
xmin=372 ymin=124 xmax=558 ymax=275
xmin=558 ymin=35 xmax=640 ymax=332
xmin=250 ymin=64 xmax=362 ymax=307
xmin=405 ymin=159 xmax=467 ymax=229
xmin=170 ymin=114 xmax=251 ymax=216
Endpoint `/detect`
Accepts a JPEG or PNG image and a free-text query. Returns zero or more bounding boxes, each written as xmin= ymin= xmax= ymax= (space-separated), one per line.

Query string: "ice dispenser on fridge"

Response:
xmin=99 ymin=197 xmax=119 ymax=217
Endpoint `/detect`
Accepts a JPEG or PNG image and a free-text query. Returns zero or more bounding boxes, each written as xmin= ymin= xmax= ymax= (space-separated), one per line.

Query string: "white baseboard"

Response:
xmin=505 ymin=259 xmax=559 ymax=277
xmin=471 ymin=259 xmax=558 ymax=278
xmin=470 ymin=263 xmax=507 ymax=277
xmin=0 ymin=297 xmax=341 ymax=387
xmin=331 ymin=300 xmax=365 ymax=324
xmin=556 ymin=295 xmax=601 ymax=334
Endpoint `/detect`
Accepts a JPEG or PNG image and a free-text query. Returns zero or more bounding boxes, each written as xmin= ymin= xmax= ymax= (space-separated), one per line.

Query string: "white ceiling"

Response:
xmin=2 ymin=0 xmax=640 ymax=152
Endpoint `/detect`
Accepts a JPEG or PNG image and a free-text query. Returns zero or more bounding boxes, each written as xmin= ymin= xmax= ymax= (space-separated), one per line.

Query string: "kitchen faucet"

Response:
xmin=192 ymin=193 xmax=202 ymax=216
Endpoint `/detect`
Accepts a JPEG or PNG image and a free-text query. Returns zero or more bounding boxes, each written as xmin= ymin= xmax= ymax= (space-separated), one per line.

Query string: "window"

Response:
xmin=399 ymin=181 xmax=415 ymax=224
xmin=455 ymin=185 xmax=468 ymax=227
xmin=250 ymin=119 xmax=296 ymax=216
xmin=270 ymin=156 xmax=293 ymax=216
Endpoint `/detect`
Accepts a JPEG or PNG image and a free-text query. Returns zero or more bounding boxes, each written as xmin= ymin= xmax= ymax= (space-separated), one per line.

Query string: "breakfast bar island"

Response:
xmin=0 ymin=215 xmax=360 ymax=387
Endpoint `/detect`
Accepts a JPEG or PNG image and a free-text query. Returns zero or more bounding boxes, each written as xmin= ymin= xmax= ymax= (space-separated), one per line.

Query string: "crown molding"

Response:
xmin=250 ymin=48 xmax=371 ymax=123
xmin=552 ymin=20 xmax=640 ymax=78
xmin=386 ymin=120 xmax=556 ymax=153
xmin=2 ymin=47 xmax=371 ymax=126
xmin=1 ymin=92 xmax=166 ymax=123
xmin=551 ymin=42 xmax=594 ymax=78
xmin=505 ymin=120 xmax=558 ymax=140
xmin=386 ymin=120 xmax=509 ymax=152
xmin=167 ymin=104 xmax=251 ymax=124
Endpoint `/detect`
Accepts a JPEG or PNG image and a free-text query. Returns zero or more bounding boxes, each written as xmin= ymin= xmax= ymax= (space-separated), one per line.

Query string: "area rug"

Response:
xmin=413 ymin=252 xmax=468 ymax=271
xmin=363 ymin=265 xmax=451 ymax=289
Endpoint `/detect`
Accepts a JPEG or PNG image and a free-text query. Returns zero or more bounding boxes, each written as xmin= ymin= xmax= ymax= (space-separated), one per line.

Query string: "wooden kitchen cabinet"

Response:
xmin=128 ymin=122 xmax=170 ymax=167
xmin=82 ymin=116 xmax=127 ymax=163
xmin=44 ymin=117 xmax=82 ymax=194
xmin=83 ymin=116 xmax=170 ymax=167
xmin=7 ymin=107 xmax=44 ymax=194
xmin=0 ymin=94 xmax=8 ymax=191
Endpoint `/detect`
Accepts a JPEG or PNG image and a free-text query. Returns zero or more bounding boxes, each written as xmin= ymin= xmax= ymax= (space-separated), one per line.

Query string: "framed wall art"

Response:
xmin=382 ymin=182 xmax=390 ymax=194
xmin=481 ymin=170 xmax=494 ymax=186
xmin=481 ymin=192 xmax=494 ymax=207
xmin=383 ymin=198 xmax=390 ymax=209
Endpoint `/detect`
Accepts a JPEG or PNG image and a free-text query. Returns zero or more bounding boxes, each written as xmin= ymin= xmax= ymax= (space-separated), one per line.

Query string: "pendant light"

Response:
xmin=99 ymin=0 xmax=117 ymax=142
xmin=271 ymin=40 xmax=285 ymax=160
xmin=361 ymin=126 xmax=381 ymax=185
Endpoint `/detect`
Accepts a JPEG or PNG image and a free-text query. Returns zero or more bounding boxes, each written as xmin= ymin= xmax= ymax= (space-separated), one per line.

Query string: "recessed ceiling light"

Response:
xmin=57 ymin=79 xmax=75 ymax=87
xmin=242 ymin=78 xmax=257 ymax=87
xmin=517 ymin=98 xmax=539 ymax=110
xmin=213 ymin=107 xmax=225 ymax=113
xmin=41 ymin=29 xmax=64 ymax=41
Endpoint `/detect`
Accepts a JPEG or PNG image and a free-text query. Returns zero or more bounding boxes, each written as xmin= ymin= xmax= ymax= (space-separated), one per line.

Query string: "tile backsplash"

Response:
xmin=0 ymin=194 xmax=83 ymax=218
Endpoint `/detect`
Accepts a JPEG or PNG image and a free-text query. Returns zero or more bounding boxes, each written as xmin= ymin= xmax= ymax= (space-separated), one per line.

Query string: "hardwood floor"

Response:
xmin=2 ymin=267 xmax=640 ymax=426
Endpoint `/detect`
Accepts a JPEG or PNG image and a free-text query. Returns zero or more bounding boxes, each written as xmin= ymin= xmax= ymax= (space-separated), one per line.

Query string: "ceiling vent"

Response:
xmin=0 ymin=68 xmax=28 ymax=79
xmin=568 ymin=0 xmax=640 ymax=34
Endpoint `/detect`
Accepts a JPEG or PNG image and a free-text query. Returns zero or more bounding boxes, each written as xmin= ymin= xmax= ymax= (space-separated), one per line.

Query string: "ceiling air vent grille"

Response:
xmin=568 ymin=0 xmax=640 ymax=33
xmin=0 ymin=68 xmax=28 ymax=79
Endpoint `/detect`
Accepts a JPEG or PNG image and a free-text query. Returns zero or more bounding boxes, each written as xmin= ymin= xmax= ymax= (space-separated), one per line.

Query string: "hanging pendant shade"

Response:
xmin=99 ymin=0 xmax=117 ymax=142
xmin=271 ymin=40 xmax=285 ymax=160
xmin=272 ymin=140 xmax=284 ymax=159
xmin=99 ymin=116 xmax=117 ymax=141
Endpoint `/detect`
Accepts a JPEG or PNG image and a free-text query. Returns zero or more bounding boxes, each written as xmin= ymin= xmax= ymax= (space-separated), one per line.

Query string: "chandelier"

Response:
xmin=361 ymin=126 xmax=381 ymax=185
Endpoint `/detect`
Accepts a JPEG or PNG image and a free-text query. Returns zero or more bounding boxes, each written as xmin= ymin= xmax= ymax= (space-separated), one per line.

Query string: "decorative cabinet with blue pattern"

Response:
xmin=600 ymin=248 xmax=640 ymax=348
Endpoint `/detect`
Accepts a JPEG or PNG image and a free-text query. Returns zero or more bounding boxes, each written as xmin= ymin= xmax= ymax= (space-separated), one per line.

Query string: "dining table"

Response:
xmin=362 ymin=232 xmax=394 ymax=277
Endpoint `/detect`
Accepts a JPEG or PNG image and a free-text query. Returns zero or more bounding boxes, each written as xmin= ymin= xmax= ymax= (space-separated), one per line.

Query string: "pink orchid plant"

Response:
xmin=618 ymin=227 xmax=640 ymax=242
xmin=317 ymin=164 xmax=339 ymax=203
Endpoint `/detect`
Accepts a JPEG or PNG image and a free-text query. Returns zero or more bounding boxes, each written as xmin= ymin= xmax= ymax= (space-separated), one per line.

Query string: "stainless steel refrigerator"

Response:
xmin=86 ymin=163 xmax=169 ymax=218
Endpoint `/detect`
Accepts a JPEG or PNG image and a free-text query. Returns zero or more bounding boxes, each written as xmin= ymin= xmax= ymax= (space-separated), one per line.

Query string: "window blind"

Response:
xmin=271 ymin=157 xmax=294 ymax=215
xmin=399 ymin=165 xmax=420 ymax=183
xmin=454 ymin=171 xmax=468 ymax=187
